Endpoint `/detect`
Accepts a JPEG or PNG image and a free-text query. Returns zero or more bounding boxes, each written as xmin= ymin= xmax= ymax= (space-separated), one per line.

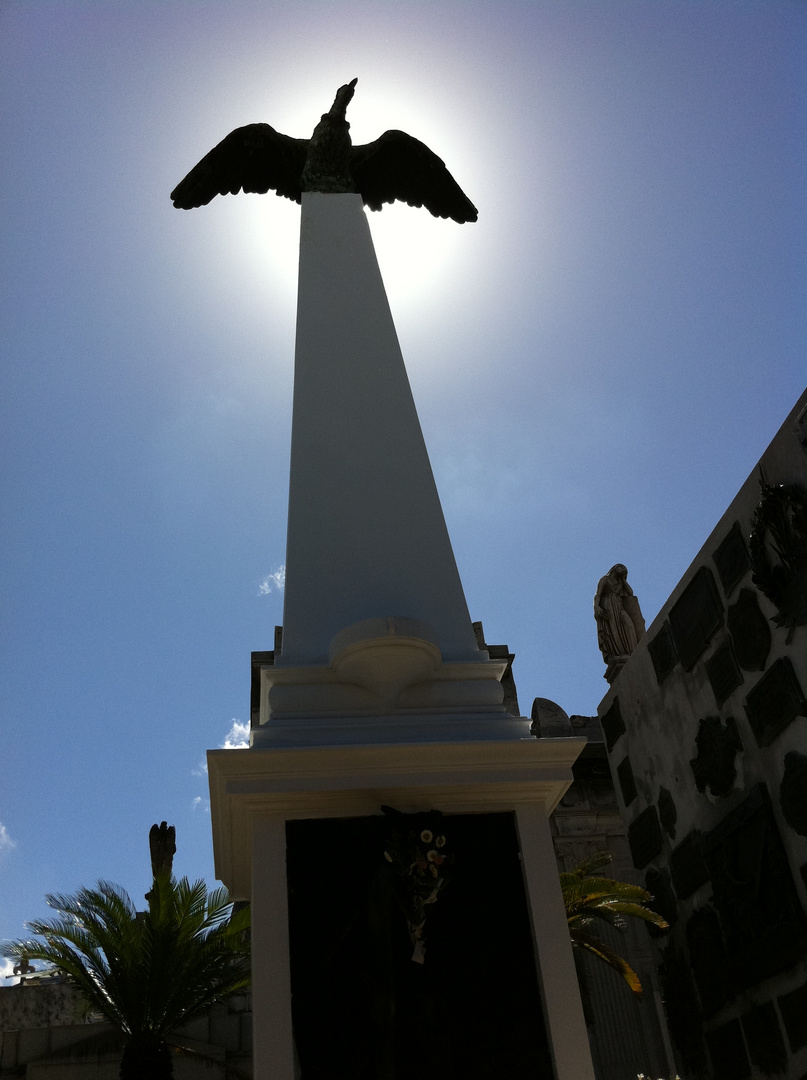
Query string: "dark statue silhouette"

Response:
xmin=171 ymin=78 xmax=478 ymax=223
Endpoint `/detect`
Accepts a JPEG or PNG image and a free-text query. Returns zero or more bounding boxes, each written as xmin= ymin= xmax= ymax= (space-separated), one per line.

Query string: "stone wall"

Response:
xmin=597 ymin=389 xmax=807 ymax=1080
xmin=0 ymin=982 xmax=253 ymax=1078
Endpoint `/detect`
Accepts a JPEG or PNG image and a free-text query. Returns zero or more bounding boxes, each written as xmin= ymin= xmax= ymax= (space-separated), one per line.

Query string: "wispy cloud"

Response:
xmin=192 ymin=760 xmax=208 ymax=777
xmin=191 ymin=796 xmax=209 ymax=813
xmin=221 ymin=719 xmax=249 ymax=749
xmin=0 ymin=824 xmax=16 ymax=854
xmin=258 ymin=564 xmax=285 ymax=595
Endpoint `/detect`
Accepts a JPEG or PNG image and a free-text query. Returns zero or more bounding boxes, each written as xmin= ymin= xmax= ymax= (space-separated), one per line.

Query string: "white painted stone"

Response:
xmin=208 ymin=192 xmax=594 ymax=1079
xmin=516 ymin=804 xmax=597 ymax=1080
xmin=250 ymin=818 xmax=294 ymax=1080
xmin=280 ymin=193 xmax=483 ymax=668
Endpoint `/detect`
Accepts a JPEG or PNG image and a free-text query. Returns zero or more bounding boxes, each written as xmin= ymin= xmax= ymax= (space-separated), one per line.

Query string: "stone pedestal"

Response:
xmin=209 ymin=739 xmax=593 ymax=1080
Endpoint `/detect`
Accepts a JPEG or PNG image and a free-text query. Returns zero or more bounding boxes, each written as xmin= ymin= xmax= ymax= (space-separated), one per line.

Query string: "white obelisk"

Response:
xmin=208 ymin=194 xmax=593 ymax=1080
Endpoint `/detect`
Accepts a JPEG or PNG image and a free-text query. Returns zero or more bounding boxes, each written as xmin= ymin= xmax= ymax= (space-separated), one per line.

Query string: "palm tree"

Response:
xmin=561 ymin=850 xmax=668 ymax=995
xmin=3 ymin=838 xmax=250 ymax=1079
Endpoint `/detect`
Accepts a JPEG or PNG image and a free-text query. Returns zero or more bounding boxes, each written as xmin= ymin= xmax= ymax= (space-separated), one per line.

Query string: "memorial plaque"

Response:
xmin=600 ymin=697 xmax=625 ymax=752
xmin=740 ymin=1002 xmax=787 ymax=1075
xmin=727 ymin=588 xmax=771 ymax=672
xmin=704 ymin=639 xmax=743 ymax=707
xmin=744 ymin=656 xmax=807 ymax=747
xmin=687 ymin=906 xmax=730 ymax=1017
xmin=704 ymin=784 xmax=807 ymax=991
xmin=648 ymin=621 xmax=677 ymax=685
xmin=777 ymin=979 xmax=807 ymax=1053
xmin=670 ymin=829 xmax=710 ymax=899
xmin=628 ymin=805 xmax=663 ymax=868
xmin=705 ymin=1019 xmax=751 ymax=1080
xmin=780 ymin=751 xmax=807 ymax=836
xmin=659 ymin=949 xmax=707 ymax=1076
xmin=690 ymin=716 xmax=743 ymax=798
xmin=658 ymin=786 xmax=677 ymax=839
xmin=669 ymin=566 xmax=724 ymax=670
xmin=616 ymin=755 xmax=637 ymax=806
xmin=713 ymin=521 xmax=751 ymax=596
xmin=645 ymin=865 xmax=678 ymax=929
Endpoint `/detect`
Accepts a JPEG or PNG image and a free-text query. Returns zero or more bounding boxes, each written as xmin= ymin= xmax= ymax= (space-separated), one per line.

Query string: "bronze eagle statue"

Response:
xmin=170 ymin=78 xmax=477 ymax=224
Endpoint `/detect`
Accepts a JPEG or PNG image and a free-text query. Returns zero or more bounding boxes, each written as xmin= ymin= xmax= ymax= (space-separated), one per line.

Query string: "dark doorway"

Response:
xmin=286 ymin=810 xmax=554 ymax=1079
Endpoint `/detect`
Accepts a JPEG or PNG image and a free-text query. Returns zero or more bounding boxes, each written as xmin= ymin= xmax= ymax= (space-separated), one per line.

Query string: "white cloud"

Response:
xmin=0 ymin=824 xmax=16 ymax=854
xmin=221 ymin=719 xmax=249 ymax=749
xmin=258 ymin=564 xmax=285 ymax=595
xmin=0 ymin=958 xmax=18 ymax=986
xmin=191 ymin=796 xmax=209 ymax=813
xmin=192 ymin=759 xmax=208 ymax=777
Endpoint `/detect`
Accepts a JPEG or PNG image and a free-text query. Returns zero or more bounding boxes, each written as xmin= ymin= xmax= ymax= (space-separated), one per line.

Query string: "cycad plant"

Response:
xmin=561 ymin=851 xmax=668 ymax=995
xmin=3 ymin=835 xmax=250 ymax=1079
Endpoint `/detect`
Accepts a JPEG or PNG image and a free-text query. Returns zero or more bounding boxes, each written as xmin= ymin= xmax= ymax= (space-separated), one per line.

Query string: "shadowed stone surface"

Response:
xmin=704 ymin=640 xmax=743 ymax=707
xmin=600 ymin=698 xmax=625 ymax=753
xmin=669 ymin=566 xmax=724 ymax=670
xmin=628 ymin=805 xmax=663 ymax=869
xmin=727 ymin=588 xmax=771 ymax=672
xmin=744 ymin=656 xmax=807 ymax=747
xmin=780 ymin=751 xmax=807 ymax=836
xmin=690 ymin=716 xmax=743 ymax=798
xmin=713 ymin=521 xmax=751 ymax=596
xmin=670 ymin=830 xmax=709 ymax=899
xmin=648 ymin=621 xmax=677 ymax=685
xmin=740 ymin=1001 xmax=787 ymax=1076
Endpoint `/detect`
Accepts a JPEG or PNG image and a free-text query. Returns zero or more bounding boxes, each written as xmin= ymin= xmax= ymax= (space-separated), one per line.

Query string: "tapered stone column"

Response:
xmin=282 ymin=193 xmax=480 ymax=667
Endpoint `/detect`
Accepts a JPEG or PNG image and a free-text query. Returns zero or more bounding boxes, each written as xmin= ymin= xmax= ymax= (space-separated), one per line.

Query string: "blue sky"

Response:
xmin=1 ymin=0 xmax=805 ymax=965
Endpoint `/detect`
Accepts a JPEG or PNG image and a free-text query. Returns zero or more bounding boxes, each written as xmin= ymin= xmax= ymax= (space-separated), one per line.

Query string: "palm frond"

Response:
xmin=3 ymin=873 xmax=251 ymax=1053
xmin=569 ymin=926 xmax=644 ymax=995
xmin=561 ymin=850 xmax=668 ymax=995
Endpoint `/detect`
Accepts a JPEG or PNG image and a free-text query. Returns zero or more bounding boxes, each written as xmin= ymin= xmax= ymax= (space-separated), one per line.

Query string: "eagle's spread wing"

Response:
xmin=350 ymin=130 xmax=477 ymax=223
xmin=171 ymin=124 xmax=309 ymax=209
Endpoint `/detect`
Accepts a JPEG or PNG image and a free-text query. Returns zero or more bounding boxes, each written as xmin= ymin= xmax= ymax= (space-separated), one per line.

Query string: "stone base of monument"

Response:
xmin=252 ymin=617 xmax=532 ymax=746
xmin=209 ymin=733 xmax=590 ymax=1080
